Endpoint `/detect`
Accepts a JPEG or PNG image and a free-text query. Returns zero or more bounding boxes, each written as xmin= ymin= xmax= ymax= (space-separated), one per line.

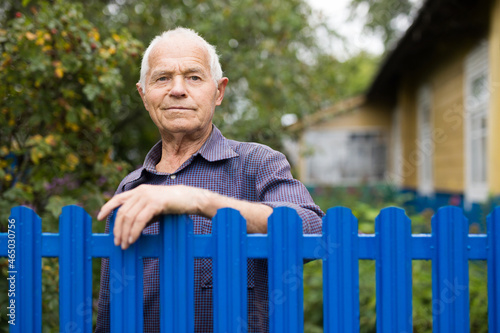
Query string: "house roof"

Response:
xmin=367 ymin=0 xmax=492 ymax=104
xmin=290 ymin=0 xmax=491 ymax=133
xmin=288 ymin=95 xmax=365 ymax=132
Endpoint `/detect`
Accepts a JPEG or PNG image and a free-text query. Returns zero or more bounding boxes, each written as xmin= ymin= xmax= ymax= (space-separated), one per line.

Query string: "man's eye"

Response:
xmin=190 ymin=76 xmax=201 ymax=81
xmin=157 ymin=77 xmax=167 ymax=81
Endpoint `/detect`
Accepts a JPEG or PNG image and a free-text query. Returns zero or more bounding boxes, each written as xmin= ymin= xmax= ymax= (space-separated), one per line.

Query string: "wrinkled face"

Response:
xmin=137 ymin=36 xmax=227 ymax=139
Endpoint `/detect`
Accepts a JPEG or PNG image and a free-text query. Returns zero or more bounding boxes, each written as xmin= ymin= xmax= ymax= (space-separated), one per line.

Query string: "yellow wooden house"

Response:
xmin=294 ymin=0 xmax=500 ymax=215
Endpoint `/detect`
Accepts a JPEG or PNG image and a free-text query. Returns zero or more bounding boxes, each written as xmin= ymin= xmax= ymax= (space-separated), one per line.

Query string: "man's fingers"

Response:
xmin=97 ymin=191 xmax=132 ymax=220
xmin=100 ymin=184 xmax=202 ymax=249
xmin=127 ymin=209 xmax=155 ymax=245
xmin=118 ymin=199 xmax=148 ymax=249
xmin=113 ymin=197 xmax=143 ymax=247
xmin=98 ymin=199 xmax=120 ymax=221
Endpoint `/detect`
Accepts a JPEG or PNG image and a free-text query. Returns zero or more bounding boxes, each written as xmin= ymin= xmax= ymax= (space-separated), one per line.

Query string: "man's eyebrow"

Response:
xmin=150 ymin=70 xmax=171 ymax=78
xmin=184 ymin=66 xmax=206 ymax=75
xmin=150 ymin=67 xmax=206 ymax=77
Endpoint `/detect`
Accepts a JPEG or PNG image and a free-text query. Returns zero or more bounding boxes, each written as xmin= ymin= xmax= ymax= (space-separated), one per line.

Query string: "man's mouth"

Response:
xmin=166 ymin=106 xmax=193 ymax=110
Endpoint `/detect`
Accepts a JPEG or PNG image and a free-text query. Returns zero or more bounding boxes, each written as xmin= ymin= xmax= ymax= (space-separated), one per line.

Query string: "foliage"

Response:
xmin=331 ymin=52 xmax=380 ymax=99
xmin=0 ymin=0 xmax=384 ymax=331
xmin=0 ymin=0 xmax=381 ymax=213
xmin=349 ymin=0 xmax=419 ymax=50
xmin=9 ymin=0 xmax=361 ymax=156
xmin=96 ymin=0 xmax=343 ymax=151
xmin=304 ymin=186 xmax=488 ymax=332
xmin=0 ymin=0 xmax=142 ymax=225
xmin=0 ymin=1 xmax=143 ymax=330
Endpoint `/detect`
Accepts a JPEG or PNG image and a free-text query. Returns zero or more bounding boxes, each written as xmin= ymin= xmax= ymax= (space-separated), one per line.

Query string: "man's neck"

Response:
xmin=156 ymin=127 xmax=212 ymax=174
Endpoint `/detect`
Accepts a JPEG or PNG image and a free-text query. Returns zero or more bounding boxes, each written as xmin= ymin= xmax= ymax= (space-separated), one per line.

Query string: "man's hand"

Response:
xmin=97 ymin=184 xmax=207 ymax=249
xmin=98 ymin=184 xmax=272 ymax=250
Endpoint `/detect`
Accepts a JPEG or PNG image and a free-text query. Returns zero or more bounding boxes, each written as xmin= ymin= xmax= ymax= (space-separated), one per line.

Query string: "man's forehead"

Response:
xmin=149 ymin=37 xmax=209 ymax=62
xmin=150 ymin=63 xmax=206 ymax=76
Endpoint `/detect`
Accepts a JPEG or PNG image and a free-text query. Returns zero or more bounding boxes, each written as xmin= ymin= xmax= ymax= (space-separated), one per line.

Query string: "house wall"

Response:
xmin=298 ymin=103 xmax=391 ymax=185
xmin=397 ymin=42 xmax=489 ymax=195
xmin=430 ymin=49 xmax=467 ymax=193
xmin=489 ymin=0 xmax=500 ymax=195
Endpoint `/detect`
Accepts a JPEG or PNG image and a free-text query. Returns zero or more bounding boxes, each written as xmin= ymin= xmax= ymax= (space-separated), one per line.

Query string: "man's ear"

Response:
xmin=215 ymin=77 xmax=229 ymax=106
xmin=136 ymin=83 xmax=149 ymax=110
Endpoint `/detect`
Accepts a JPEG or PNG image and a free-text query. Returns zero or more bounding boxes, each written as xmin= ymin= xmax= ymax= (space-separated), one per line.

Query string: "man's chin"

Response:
xmin=158 ymin=122 xmax=212 ymax=138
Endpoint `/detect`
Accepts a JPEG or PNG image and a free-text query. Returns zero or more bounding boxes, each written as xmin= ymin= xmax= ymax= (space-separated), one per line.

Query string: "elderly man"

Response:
xmin=96 ymin=27 xmax=324 ymax=332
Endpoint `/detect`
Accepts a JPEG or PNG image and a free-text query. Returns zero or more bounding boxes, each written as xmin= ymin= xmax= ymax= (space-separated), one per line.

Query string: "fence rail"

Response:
xmin=0 ymin=205 xmax=499 ymax=332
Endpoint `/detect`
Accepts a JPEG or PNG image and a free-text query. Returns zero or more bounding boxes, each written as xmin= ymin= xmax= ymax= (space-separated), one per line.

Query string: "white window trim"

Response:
xmin=417 ymin=84 xmax=434 ymax=196
xmin=464 ymin=40 xmax=489 ymax=204
xmin=390 ymin=105 xmax=403 ymax=187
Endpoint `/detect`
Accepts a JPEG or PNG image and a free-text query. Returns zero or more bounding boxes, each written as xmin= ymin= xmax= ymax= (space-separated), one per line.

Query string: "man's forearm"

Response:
xmin=197 ymin=189 xmax=272 ymax=234
xmin=98 ymin=184 xmax=272 ymax=249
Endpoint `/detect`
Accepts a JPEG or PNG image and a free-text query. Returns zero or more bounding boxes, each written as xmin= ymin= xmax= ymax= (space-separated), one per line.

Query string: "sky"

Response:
xmin=307 ymin=0 xmax=385 ymax=60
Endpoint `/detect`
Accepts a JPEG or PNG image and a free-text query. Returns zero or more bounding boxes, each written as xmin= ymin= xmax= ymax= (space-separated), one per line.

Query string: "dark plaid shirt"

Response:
xmin=96 ymin=125 xmax=324 ymax=332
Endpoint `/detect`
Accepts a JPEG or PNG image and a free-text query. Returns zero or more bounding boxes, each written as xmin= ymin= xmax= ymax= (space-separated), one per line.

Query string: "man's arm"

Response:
xmin=97 ymin=184 xmax=272 ymax=250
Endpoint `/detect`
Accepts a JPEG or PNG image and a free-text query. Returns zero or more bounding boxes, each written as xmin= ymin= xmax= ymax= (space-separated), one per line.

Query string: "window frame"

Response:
xmin=464 ymin=40 xmax=489 ymax=204
xmin=417 ymin=84 xmax=434 ymax=197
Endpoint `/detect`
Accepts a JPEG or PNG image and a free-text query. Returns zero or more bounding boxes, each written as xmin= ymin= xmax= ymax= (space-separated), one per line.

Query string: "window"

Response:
xmin=303 ymin=129 xmax=387 ymax=185
xmin=342 ymin=131 xmax=387 ymax=181
xmin=417 ymin=84 xmax=433 ymax=196
xmin=390 ymin=106 xmax=403 ymax=187
xmin=464 ymin=40 xmax=489 ymax=203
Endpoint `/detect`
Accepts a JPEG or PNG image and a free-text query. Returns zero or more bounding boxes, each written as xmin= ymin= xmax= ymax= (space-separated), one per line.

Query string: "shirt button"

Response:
xmin=170 ymin=174 xmax=176 ymax=180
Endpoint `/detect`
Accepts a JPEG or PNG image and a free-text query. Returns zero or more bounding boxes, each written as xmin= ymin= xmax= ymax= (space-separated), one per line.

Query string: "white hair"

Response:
xmin=138 ymin=27 xmax=223 ymax=91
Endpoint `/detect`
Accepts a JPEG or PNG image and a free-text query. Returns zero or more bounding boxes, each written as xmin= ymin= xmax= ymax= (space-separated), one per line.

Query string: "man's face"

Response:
xmin=137 ymin=36 xmax=227 ymax=139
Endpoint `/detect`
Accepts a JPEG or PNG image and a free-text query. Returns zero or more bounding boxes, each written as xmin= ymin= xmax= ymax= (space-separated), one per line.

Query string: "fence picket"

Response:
xmin=1 ymin=204 xmax=498 ymax=332
xmin=109 ymin=213 xmax=144 ymax=332
xmin=268 ymin=207 xmax=304 ymax=333
xmin=488 ymin=207 xmax=500 ymax=332
xmin=322 ymin=207 xmax=359 ymax=332
xmin=376 ymin=207 xmax=412 ymax=333
xmin=160 ymin=214 xmax=194 ymax=333
xmin=213 ymin=208 xmax=248 ymax=333
xmin=59 ymin=205 xmax=93 ymax=332
xmin=8 ymin=206 xmax=42 ymax=333
xmin=432 ymin=206 xmax=469 ymax=333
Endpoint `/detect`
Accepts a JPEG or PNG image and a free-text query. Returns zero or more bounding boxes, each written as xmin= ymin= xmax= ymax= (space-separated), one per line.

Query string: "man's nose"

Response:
xmin=169 ymin=76 xmax=187 ymax=97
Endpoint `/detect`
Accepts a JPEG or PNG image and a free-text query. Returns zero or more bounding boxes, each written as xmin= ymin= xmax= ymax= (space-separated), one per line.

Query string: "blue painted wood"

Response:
xmin=375 ymin=207 xmax=412 ymax=333
xmin=322 ymin=207 xmax=359 ymax=332
xmin=59 ymin=205 xmax=93 ymax=332
xmin=213 ymin=208 xmax=248 ymax=333
xmin=268 ymin=207 xmax=303 ymax=333
xmin=0 ymin=230 xmax=490 ymax=260
xmin=109 ymin=212 xmax=144 ymax=332
xmin=8 ymin=206 xmax=42 ymax=333
xmin=488 ymin=207 xmax=500 ymax=332
xmin=432 ymin=206 xmax=469 ymax=333
xmin=160 ymin=214 xmax=194 ymax=333
xmin=1 ymin=204 xmax=500 ymax=332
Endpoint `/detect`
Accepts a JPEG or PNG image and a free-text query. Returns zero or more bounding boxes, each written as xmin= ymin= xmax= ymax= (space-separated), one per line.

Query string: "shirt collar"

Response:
xmin=141 ymin=124 xmax=238 ymax=171
xmin=196 ymin=125 xmax=239 ymax=162
xmin=119 ymin=125 xmax=239 ymax=189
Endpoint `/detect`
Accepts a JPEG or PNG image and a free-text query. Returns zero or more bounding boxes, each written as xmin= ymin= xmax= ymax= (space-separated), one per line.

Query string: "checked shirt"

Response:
xmin=96 ymin=125 xmax=324 ymax=332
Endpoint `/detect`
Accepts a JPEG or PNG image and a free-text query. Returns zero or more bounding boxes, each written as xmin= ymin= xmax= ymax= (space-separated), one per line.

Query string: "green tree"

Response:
xmin=0 ymin=0 xmax=142 ymax=225
xmin=0 ymin=1 xmax=381 ymax=330
xmin=349 ymin=0 xmax=419 ymax=50
xmin=3 ymin=0 xmax=374 ymax=162
xmin=0 ymin=1 xmax=143 ymax=329
xmin=55 ymin=0 xmax=343 ymax=153
xmin=312 ymin=51 xmax=380 ymax=106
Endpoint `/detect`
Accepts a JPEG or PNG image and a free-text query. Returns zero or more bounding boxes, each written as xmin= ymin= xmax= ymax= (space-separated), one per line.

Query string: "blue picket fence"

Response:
xmin=0 ymin=205 xmax=499 ymax=332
